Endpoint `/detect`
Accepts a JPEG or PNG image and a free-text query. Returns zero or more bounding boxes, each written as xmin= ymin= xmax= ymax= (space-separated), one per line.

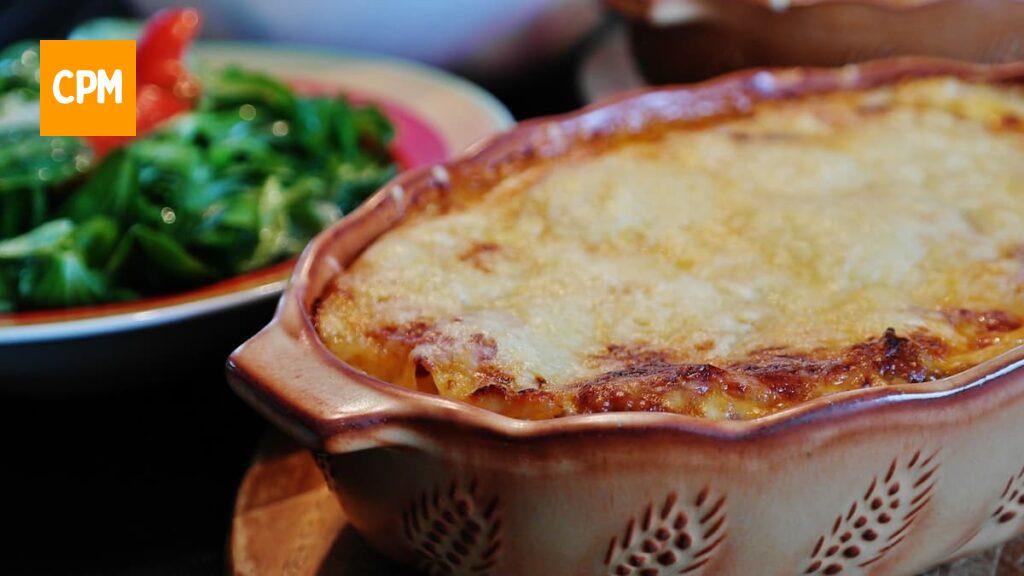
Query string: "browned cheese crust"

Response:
xmin=316 ymin=77 xmax=1024 ymax=420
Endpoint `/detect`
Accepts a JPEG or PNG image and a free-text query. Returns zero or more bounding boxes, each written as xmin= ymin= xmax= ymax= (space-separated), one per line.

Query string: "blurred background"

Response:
xmin=0 ymin=0 xmax=606 ymax=116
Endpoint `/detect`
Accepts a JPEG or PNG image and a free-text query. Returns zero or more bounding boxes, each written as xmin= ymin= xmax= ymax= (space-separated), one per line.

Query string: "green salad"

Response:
xmin=0 ymin=41 xmax=396 ymax=313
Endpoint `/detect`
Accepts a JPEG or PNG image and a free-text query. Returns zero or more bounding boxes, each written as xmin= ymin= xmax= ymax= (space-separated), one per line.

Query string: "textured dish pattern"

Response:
xmin=804 ymin=450 xmax=939 ymax=575
xmin=232 ymin=438 xmax=1024 ymax=576
xmin=958 ymin=464 xmax=1024 ymax=555
xmin=605 ymin=488 xmax=726 ymax=575
xmin=400 ymin=480 xmax=501 ymax=576
xmin=990 ymin=466 xmax=1024 ymax=528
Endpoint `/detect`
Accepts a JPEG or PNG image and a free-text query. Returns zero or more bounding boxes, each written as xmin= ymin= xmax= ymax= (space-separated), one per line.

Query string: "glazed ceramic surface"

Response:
xmin=228 ymin=59 xmax=1024 ymax=575
xmin=608 ymin=0 xmax=1024 ymax=84
xmin=230 ymin=433 xmax=1024 ymax=576
xmin=0 ymin=42 xmax=511 ymax=393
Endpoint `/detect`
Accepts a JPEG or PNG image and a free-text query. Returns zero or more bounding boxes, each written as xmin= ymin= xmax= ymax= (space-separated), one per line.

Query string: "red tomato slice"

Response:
xmin=136 ymin=8 xmax=201 ymax=90
xmin=85 ymin=8 xmax=202 ymax=157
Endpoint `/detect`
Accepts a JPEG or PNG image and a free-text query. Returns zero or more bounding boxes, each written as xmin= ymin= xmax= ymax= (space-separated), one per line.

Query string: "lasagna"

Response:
xmin=315 ymin=76 xmax=1024 ymax=420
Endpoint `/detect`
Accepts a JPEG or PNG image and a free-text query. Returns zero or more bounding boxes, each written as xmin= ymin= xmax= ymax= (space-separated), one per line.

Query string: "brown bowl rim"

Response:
xmin=228 ymin=57 xmax=1024 ymax=450
xmin=606 ymin=0 xmax=1024 ymax=22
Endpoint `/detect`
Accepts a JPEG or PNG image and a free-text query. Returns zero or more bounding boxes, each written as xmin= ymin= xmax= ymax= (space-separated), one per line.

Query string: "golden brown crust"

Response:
xmin=574 ymin=329 xmax=943 ymax=418
xmin=354 ymin=315 xmax=1023 ymax=420
xmin=313 ymin=68 xmax=1024 ymax=421
xmin=374 ymin=319 xmax=1021 ymax=420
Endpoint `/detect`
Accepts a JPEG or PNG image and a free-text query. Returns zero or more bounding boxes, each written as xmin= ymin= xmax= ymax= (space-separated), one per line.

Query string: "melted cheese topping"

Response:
xmin=316 ymin=77 xmax=1024 ymax=420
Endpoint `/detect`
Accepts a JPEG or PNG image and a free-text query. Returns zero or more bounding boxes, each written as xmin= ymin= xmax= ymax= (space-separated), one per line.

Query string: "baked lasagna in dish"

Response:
xmin=315 ymin=76 xmax=1024 ymax=420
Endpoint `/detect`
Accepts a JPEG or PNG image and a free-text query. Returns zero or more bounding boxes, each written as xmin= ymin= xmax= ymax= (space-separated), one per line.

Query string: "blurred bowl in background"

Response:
xmin=130 ymin=0 xmax=602 ymax=79
xmin=608 ymin=0 xmax=1024 ymax=84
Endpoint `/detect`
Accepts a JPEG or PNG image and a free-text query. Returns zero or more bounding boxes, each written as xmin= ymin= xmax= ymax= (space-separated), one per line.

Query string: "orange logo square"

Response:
xmin=39 ymin=40 xmax=136 ymax=137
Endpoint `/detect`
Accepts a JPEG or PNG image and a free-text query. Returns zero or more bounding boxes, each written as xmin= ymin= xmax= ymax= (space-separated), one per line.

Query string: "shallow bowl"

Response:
xmin=608 ymin=0 xmax=1024 ymax=83
xmin=228 ymin=59 xmax=1024 ymax=575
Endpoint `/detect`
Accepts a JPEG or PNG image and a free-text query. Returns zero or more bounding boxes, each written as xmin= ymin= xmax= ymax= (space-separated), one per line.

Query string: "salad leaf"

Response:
xmin=0 ymin=219 xmax=74 ymax=259
xmin=131 ymin=225 xmax=215 ymax=283
xmin=0 ymin=275 xmax=12 ymax=312
xmin=0 ymin=48 xmax=397 ymax=312
xmin=17 ymin=250 xmax=109 ymax=308
xmin=200 ymin=66 xmax=296 ymax=116
xmin=353 ymin=105 xmax=395 ymax=147
xmin=0 ymin=130 xmax=87 ymax=194
xmin=61 ymin=150 xmax=138 ymax=224
xmin=73 ymin=217 xmax=120 ymax=267
xmin=0 ymin=129 xmax=89 ymax=238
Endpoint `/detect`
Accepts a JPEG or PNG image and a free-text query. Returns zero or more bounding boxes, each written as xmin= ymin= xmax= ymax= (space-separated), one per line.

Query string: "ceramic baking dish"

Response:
xmin=228 ymin=59 xmax=1024 ymax=575
xmin=607 ymin=0 xmax=1024 ymax=83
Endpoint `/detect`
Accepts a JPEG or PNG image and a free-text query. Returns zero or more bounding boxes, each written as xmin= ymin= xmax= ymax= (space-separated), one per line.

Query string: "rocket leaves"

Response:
xmin=0 ymin=65 xmax=395 ymax=311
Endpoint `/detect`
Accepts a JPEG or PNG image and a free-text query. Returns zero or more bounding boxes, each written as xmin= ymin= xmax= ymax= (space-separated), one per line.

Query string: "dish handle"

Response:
xmin=226 ymin=297 xmax=406 ymax=453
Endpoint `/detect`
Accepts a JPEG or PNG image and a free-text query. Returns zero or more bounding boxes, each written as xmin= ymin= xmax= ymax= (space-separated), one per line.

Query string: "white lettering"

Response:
xmin=96 ymin=69 xmax=122 ymax=104
xmin=75 ymin=70 xmax=96 ymax=104
xmin=52 ymin=69 xmax=73 ymax=104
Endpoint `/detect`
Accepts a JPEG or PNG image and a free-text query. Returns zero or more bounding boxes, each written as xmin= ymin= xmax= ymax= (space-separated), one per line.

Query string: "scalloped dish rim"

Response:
xmin=228 ymin=57 xmax=1024 ymax=448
